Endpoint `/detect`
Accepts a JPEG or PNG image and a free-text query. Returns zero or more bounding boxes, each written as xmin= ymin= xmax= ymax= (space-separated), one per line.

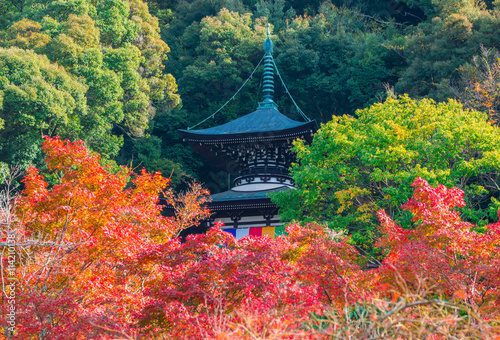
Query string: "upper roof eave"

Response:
xmin=179 ymin=108 xmax=317 ymax=140
xmin=180 ymin=120 xmax=317 ymax=143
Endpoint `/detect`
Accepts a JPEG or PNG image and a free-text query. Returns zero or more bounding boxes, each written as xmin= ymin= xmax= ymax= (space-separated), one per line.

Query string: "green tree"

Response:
xmin=0 ymin=0 xmax=180 ymax=169
xmin=272 ymin=96 xmax=500 ymax=247
xmin=396 ymin=0 xmax=500 ymax=100
xmin=6 ymin=18 xmax=51 ymax=49
xmin=0 ymin=47 xmax=87 ymax=167
xmin=255 ymin=0 xmax=295 ymax=31
xmin=274 ymin=3 xmax=402 ymax=123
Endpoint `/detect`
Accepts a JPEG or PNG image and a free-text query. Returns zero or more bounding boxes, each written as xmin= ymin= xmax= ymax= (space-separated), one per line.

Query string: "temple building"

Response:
xmin=179 ymin=27 xmax=317 ymax=238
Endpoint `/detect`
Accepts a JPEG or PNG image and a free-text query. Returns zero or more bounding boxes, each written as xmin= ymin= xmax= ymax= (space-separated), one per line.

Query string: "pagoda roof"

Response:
xmin=180 ymin=108 xmax=316 ymax=143
xmin=206 ymin=186 xmax=290 ymax=211
xmin=181 ymin=108 xmax=307 ymax=135
xmin=209 ymin=185 xmax=289 ymax=202
xmin=180 ymin=26 xmax=317 ymax=173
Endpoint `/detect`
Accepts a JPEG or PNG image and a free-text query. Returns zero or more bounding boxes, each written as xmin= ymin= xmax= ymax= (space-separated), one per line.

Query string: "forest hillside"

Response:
xmin=1 ymin=1 xmax=500 ymax=338
xmin=1 ymin=0 xmax=500 ymax=188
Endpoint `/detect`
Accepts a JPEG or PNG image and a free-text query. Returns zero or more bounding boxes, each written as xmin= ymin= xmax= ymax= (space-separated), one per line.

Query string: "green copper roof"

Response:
xmin=180 ymin=108 xmax=310 ymax=136
xmin=209 ymin=186 xmax=290 ymax=202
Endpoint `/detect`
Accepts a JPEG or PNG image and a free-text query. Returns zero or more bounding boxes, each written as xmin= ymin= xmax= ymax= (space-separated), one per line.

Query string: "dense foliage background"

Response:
xmin=1 ymin=1 xmax=500 ymax=338
xmin=1 ymin=0 xmax=500 ymax=189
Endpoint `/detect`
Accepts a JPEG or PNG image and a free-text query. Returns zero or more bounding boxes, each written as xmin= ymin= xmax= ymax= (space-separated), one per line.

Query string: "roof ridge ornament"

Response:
xmin=263 ymin=23 xmax=273 ymax=53
xmin=258 ymin=23 xmax=278 ymax=110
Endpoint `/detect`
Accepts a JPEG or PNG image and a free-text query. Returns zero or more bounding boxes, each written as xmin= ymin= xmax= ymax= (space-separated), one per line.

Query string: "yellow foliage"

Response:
xmin=8 ymin=18 xmax=51 ymax=50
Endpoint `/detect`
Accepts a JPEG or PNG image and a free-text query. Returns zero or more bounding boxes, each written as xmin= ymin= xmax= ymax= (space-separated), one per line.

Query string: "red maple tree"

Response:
xmin=376 ymin=177 xmax=500 ymax=314
xmin=2 ymin=139 xmax=499 ymax=339
xmin=5 ymin=137 xmax=209 ymax=338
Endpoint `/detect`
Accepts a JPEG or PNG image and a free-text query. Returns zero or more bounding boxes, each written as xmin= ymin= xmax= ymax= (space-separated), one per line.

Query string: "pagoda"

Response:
xmin=179 ymin=26 xmax=317 ymax=239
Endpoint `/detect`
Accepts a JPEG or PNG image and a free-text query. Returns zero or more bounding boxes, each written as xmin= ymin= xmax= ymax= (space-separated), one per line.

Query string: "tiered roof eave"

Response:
xmin=179 ymin=108 xmax=317 ymax=173
xmin=179 ymin=108 xmax=317 ymax=143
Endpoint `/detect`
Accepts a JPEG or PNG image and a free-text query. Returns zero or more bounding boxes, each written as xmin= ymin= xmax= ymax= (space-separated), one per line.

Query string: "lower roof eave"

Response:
xmin=206 ymin=199 xmax=277 ymax=211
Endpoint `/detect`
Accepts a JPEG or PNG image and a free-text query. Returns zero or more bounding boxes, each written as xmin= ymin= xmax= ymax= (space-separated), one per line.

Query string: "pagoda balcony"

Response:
xmin=239 ymin=166 xmax=289 ymax=176
xmin=234 ymin=166 xmax=294 ymax=189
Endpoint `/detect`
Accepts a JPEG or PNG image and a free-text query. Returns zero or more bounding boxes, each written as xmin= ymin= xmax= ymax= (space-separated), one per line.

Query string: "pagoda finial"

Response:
xmin=263 ymin=23 xmax=273 ymax=54
xmin=258 ymin=23 xmax=278 ymax=110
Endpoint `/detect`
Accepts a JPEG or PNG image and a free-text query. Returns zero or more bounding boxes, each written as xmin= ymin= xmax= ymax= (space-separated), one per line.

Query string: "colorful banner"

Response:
xmin=262 ymin=227 xmax=274 ymax=238
xmin=235 ymin=228 xmax=249 ymax=239
xmin=275 ymin=226 xmax=286 ymax=236
xmin=224 ymin=229 xmax=237 ymax=237
xmin=249 ymin=228 xmax=262 ymax=237
xmin=223 ymin=226 xmax=287 ymax=240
